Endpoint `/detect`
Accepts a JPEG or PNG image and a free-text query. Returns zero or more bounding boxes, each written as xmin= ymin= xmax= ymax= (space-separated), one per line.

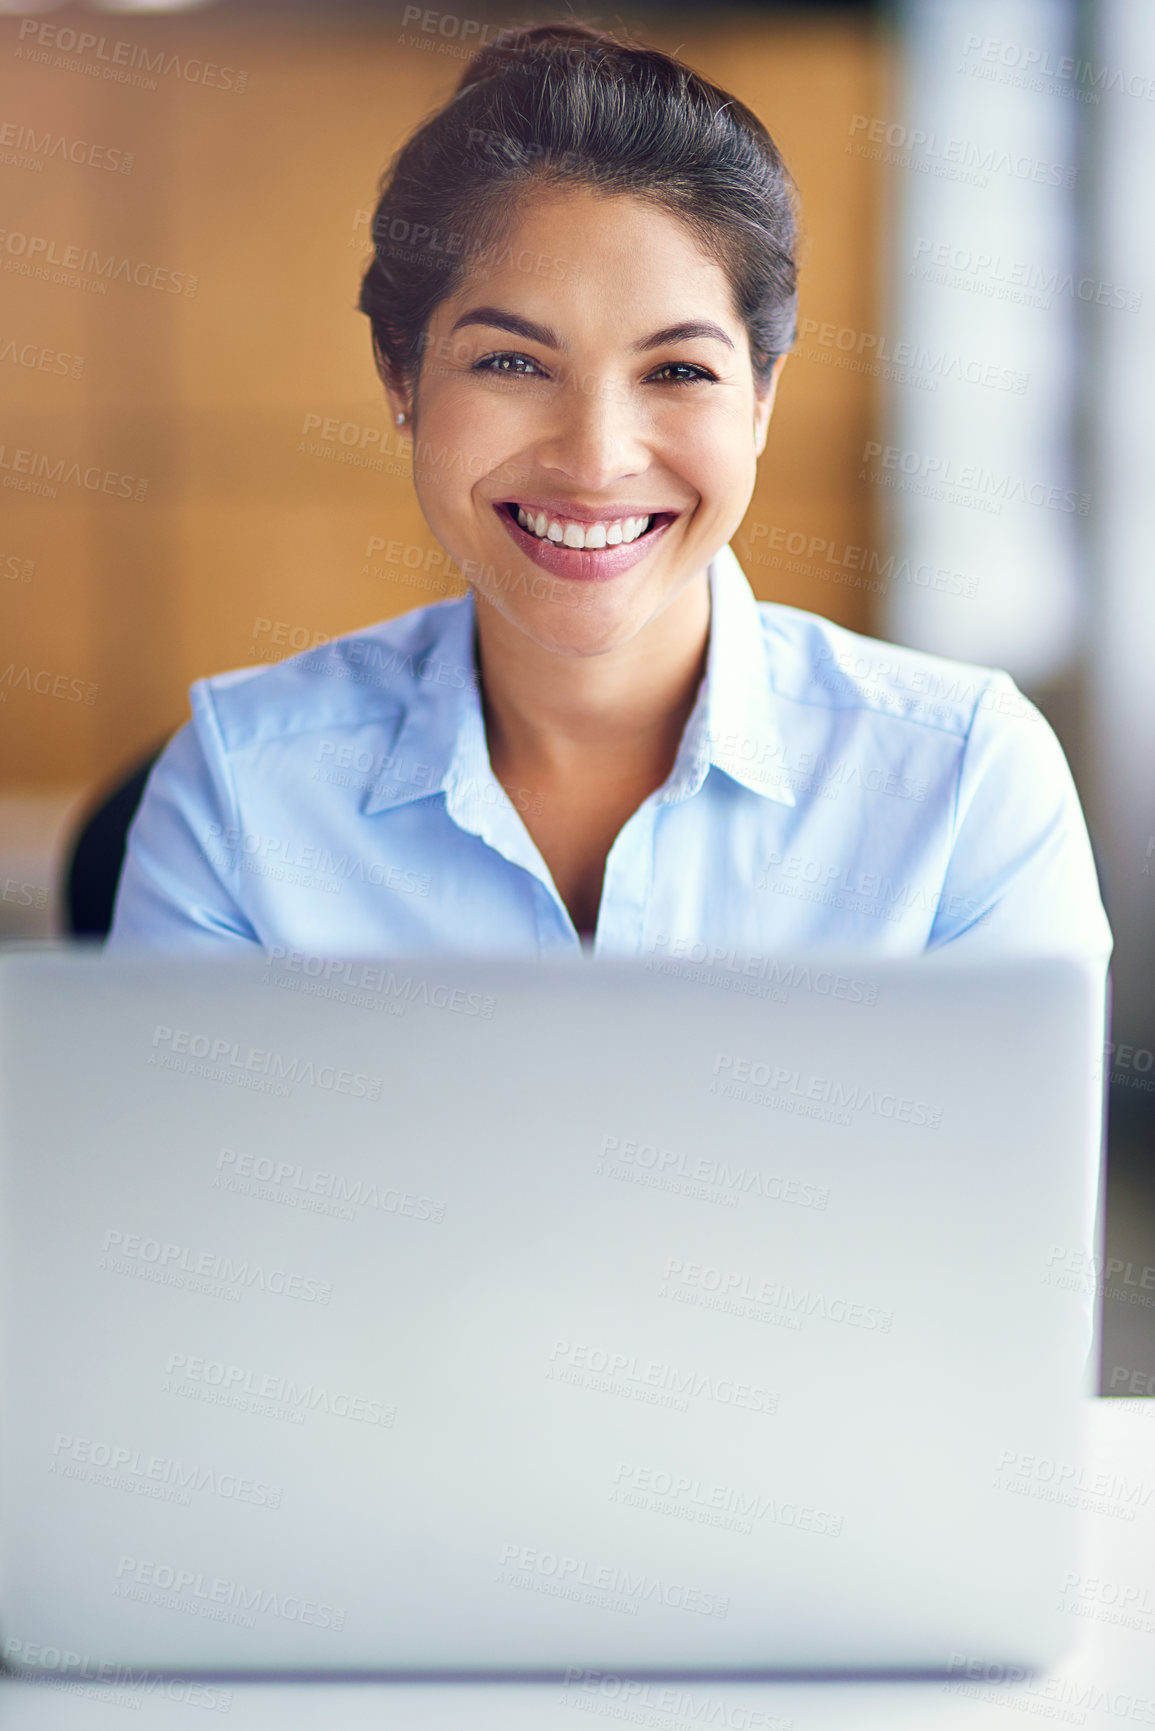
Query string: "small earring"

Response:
xmin=396 ymin=412 xmax=405 ymax=425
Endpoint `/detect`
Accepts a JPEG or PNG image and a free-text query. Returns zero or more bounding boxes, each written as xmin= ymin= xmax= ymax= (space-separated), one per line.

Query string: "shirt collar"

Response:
xmin=362 ymin=595 xmax=479 ymax=817
xmin=364 ymin=542 xmax=794 ymax=817
xmin=664 ymin=543 xmax=796 ymax=807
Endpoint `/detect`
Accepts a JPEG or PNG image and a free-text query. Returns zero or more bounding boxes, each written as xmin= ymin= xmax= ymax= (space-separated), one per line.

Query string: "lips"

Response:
xmin=493 ymin=500 xmax=678 ymax=583
xmin=502 ymin=502 xmax=669 ymax=547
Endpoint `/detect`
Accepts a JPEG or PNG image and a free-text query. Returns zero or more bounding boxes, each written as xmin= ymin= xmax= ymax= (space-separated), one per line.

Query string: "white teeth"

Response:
xmin=511 ymin=505 xmax=653 ymax=550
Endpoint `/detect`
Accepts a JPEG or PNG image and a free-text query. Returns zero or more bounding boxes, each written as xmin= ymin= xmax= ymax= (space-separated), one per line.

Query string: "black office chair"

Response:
xmin=63 ymin=743 xmax=166 ymax=938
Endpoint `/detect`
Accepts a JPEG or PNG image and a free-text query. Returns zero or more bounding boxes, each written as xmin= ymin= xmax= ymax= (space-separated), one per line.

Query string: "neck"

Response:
xmin=474 ymin=574 xmax=712 ymax=781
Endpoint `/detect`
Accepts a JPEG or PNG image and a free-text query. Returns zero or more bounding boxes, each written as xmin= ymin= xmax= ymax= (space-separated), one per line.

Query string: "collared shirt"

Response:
xmin=108 ymin=544 xmax=1112 ymax=966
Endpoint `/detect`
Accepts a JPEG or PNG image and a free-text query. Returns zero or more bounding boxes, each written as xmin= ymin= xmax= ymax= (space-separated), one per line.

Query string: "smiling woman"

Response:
xmin=107 ymin=20 xmax=1110 ymax=967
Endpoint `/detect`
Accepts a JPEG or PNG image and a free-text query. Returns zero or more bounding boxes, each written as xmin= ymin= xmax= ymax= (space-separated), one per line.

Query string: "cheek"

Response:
xmin=423 ymin=395 xmax=474 ymax=464
xmin=677 ymin=447 xmax=749 ymax=516
xmin=424 ymin=392 xmax=535 ymax=497
xmin=651 ymin=398 xmax=753 ymax=470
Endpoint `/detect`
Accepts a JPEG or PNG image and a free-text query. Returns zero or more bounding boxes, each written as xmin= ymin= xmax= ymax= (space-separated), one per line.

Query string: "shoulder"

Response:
xmin=754 ymin=598 xmax=1031 ymax=738
xmin=186 ymin=597 xmax=475 ymax=755
xmin=745 ymin=597 xmax=1083 ymax=851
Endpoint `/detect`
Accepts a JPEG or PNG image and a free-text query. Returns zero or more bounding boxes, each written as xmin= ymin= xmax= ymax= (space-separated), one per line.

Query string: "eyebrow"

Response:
xmin=448 ymin=306 xmax=735 ymax=353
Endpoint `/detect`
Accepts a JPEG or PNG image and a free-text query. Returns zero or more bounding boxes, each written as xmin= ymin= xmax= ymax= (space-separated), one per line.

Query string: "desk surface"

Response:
xmin=2 ymin=1401 xmax=1151 ymax=1730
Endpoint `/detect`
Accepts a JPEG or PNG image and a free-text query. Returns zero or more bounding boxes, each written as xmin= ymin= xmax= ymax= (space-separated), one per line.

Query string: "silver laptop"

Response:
xmin=0 ymin=946 xmax=1105 ymax=1677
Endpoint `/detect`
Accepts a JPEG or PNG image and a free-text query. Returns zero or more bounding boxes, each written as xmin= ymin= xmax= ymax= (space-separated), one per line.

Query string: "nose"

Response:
xmin=535 ymin=367 xmax=648 ymax=494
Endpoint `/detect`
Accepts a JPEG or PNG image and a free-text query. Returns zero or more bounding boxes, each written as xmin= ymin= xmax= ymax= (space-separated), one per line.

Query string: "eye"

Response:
xmin=472 ymin=351 xmax=548 ymax=377
xmin=648 ymin=363 xmax=717 ymax=386
xmin=471 ymin=354 xmax=718 ymax=387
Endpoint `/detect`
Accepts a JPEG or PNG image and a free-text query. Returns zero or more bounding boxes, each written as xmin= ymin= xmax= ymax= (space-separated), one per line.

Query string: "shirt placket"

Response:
xmin=443 ymin=683 xmax=580 ymax=954
xmin=594 ymin=690 xmax=708 ymax=959
xmin=592 ymin=797 xmax=658 ymax=958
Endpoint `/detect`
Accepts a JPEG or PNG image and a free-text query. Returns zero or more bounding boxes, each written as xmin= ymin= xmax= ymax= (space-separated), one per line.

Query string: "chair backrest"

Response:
xmin=63 ymin=746 xmax=163 ymax=938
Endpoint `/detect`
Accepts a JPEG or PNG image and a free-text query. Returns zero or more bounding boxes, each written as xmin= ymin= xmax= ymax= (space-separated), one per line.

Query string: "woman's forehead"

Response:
xmin=438 ymin=193 xmax=740 ymax=326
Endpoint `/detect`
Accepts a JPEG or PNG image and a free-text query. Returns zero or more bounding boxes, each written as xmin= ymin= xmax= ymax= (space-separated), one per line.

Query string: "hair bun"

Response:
xmin=361 ymin=17 xmax=798 ymax=402
xmin=452 ymin=21 xmax=630 ymax=97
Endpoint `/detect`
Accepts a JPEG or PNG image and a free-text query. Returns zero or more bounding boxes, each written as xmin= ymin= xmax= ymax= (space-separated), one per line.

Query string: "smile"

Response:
xmin=494 ymin=501 xmax=679 ymax=582
xmin=508 ymin=504 xmax=654 ymax=549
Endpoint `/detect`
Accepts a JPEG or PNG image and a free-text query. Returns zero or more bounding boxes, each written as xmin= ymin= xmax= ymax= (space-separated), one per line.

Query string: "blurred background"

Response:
xmin=0 ymin=0 xmax=1151 ymax=1391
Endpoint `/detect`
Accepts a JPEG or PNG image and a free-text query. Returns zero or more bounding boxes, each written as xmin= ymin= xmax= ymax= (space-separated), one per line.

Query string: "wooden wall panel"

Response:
xmin=0 ymin=12 xmax=888 ymax=791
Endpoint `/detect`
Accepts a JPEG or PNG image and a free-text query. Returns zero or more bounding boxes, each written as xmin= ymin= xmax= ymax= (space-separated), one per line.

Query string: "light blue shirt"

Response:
xmin=108 ymin=544 xmax=1112 ymax=967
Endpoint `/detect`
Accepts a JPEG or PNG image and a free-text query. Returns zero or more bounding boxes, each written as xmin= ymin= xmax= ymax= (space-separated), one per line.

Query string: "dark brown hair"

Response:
xmin=358 ymin=20 xmax=800 ymax=407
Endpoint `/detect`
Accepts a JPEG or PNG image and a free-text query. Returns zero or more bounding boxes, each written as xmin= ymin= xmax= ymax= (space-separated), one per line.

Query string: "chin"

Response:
xmin=526 ymin=619 xmax=634 ymax=659
xmin=507 ymin=599 xmax=643 ymax=658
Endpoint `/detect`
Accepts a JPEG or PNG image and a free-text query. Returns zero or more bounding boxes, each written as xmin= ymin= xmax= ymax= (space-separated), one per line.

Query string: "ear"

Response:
xmin=383 ymin=380 xmax=413 ymax=438
xmin=753 ymin=354 xmax=788 ymax=457
xmin=377 ymin=336 xmax=414 ymax=436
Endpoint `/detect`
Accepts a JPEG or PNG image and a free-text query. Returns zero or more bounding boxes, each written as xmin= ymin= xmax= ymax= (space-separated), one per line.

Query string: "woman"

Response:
xmin=108 ymin=21 xmax=1110 ymax=967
